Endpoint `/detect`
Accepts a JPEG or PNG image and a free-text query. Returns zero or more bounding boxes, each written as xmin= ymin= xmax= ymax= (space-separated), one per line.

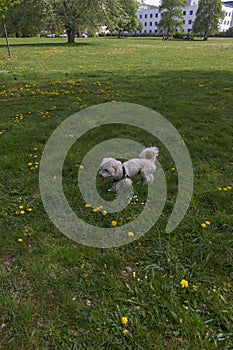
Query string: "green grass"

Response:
xmin=0 ymin=36 xmax=233 ymax=349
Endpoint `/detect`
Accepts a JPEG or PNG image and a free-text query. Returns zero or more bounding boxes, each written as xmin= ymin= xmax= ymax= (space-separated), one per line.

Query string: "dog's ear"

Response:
xmin=100 ymin=158 xmax=112 ymax=167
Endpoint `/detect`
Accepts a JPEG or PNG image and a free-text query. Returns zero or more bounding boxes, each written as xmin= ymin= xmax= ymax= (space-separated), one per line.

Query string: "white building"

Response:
xmin=137 ymin=0 xmax=233 ymax=34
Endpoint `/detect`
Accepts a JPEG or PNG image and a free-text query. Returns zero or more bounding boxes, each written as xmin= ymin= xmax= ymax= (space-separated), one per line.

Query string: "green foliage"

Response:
xmin=4 ymin=0 xmax=47 ymax=37
xmin=158 ymin=0 xmax=187 ymax=35
xmin=3 ymin=0 xmax=141 ymax=40
xmin=225 ymin=26 xmax=233 ymax=37
xmin=193 ymin=0 xmax=224 ymax=36
xmin=51 ymin=0 xmax=93 ymax=42
xmin=105 ymin=0 xmax=140 ymax=36
xmin=0 ymin=0 xmax=21 ymax=18
xmin=50 ymin=0 xmax=140 ymax=42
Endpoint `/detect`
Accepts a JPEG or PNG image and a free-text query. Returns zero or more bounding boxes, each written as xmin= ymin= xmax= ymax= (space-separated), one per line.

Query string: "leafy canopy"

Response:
xmin=192 ymin=0 xmax=224 ymax=36
xmin=0 ymin=0 xmax=21 ymax=17
xmin=104 ymin=0 xmax=140 ymax=35
xmin=158 ymin=0 xmax=187 ymax=35
xmin=4 ymin=0 xmax=48 ymax=36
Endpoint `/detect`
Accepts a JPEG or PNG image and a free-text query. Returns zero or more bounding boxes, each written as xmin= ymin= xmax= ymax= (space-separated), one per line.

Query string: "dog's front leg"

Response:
xmin=108 ymin=181 xmax=117 ymax=192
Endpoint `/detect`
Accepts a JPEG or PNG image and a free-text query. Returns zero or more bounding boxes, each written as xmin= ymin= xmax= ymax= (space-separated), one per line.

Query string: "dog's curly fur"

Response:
xmin=98 ymin=147 xmax=159 ymax=192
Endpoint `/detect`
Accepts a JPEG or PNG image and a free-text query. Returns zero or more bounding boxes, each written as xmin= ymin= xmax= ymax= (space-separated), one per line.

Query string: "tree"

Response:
xmin=5 ymin=0 xmax=47 ymax=37
xmin=50 ymin=0 xmax=140 ymax=43
xmin=0 ymin=0 xmax=20 ymax=17
xmin=0 ymin=0 xmax=21 ymax=58
xmin=192 ymin=0 xmax=224 ymax=37
xmin=158 ymin=0 xmax=187 ymax=35
xmin=51 ymin=0 xmax=106 ymax=43
xmin=104 ymin=0 xmax=140 ymax=38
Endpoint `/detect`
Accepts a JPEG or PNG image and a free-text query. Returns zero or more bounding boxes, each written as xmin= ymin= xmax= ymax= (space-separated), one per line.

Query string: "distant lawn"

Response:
xmin=0 ymin=37 xmax=232 ymax=349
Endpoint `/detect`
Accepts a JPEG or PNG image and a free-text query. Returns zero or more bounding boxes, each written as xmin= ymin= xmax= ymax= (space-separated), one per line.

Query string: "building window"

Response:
xmin=139 ymin=15 xmax=142 ymax=19
xmin=150 ymin=13 xmax=153 ymax=18
xmin=155 ymin=13 xmax=158 ymax=18
xmin=145 ymin=14 xmax=147 ymax=18
xmin=144 ymin=30 xmax=147 ymax=33
xmin=189 ymin=20 xmax=192 ymax=24
xmin=145 ymin=22 xmax=147 ymax=26
xmin=190 ymin=10 xmax=193 ymax=15
xmin=149 ymin=22 xmax=152 ymax=26
xmin=183 ymin=11 xmax=186 ymax=15
xmin=183 ymin=20 xmax=185 ymax=24
xmin=154 ymin=29 xmax=157 ymax=33
xmin=155 ymin=22 xmax=158 ymax=25
xmin=188 ymin=29 xmax=191 ymax=32
xmin=226 ymin=12 xmax=228 ymax=16
xmin=149 ymin=29 xmax=152 ymax=33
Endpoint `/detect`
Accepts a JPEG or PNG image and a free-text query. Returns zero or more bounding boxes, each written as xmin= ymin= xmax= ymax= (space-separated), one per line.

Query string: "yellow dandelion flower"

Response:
xmin=193 ymin=285 xmax=198 ymax=292
xmin=205 ymin=221 xmax=211 ymax=225
xmin=85 ymin=203 xmax=91 ymax=208
xmin=93 ymin=207 xmax=99 ymax=213
xmin=121 ymin=317 xmax=128 ymax=325
xmin=79 ymin=165 xmax=84 ymax=169
xmin=28 ymin=162 xmax=33 ymax=166
xmin=217 ymin=187 xmax=222 ymax=191
xmin=171 ymin=167 xmax=176 ymax=171
xmin=102 ymin=210 xmax=107 ymax=216
xmin=18 ymin=238 xmax=23 ymax=243
xmin=227 ymin=186 xmax=231 ymax=190
xmin=223 ymin=187 xmax=228 ymax=191
xmin=127 ymin=231 xmax=134 ymax=237
xmin=19 ymin=205 xmax=24 ymax=209
xmin=15 ymin=211 xmax=20 ymax=215
xmin=201 ymin=223 xmax=207 ymax=228
xmin=20 ymin=210 xmax=25 ymax=215
xmin=111 ymin=220 xmax=117 ymax=227
xmin=122 ymin=329 xmax=128 ymax=336
xmin=27 ymin=208 xmax=32 ymax=212
xmin=180 ymin=279 xmax=189 ymax=288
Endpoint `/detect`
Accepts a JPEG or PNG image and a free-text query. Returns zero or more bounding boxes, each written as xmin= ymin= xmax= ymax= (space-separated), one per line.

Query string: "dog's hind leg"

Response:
xmin=141 ymin=172 xmax=154 ymax=184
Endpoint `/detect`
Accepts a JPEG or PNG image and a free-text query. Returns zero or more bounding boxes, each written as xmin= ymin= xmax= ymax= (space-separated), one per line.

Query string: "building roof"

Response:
xmin=222 ymin=1 xmax=233 ymax=7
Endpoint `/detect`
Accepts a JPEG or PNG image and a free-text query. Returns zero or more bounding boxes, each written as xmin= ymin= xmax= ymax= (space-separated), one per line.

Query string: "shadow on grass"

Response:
xmin=0 ymin=39 xmax=93 ymax=48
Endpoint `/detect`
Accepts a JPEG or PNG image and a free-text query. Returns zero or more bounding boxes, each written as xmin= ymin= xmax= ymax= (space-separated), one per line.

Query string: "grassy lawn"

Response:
xmin=0 ymin=36 xmax=232 ymax=349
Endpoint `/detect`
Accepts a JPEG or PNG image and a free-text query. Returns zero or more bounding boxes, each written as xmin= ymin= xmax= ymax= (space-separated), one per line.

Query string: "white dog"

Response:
xmin=98 ymin=147 xmax=159 ymax=192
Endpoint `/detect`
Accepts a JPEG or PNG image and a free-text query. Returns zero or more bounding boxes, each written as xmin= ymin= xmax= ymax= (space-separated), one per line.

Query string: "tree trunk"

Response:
xmin=118 ymin=30 xmax=122 ymax=38
xmin=2 ymin=21 xmax=12 ymax=59
xmin=67 ymin=28 xmax=75 ymax=43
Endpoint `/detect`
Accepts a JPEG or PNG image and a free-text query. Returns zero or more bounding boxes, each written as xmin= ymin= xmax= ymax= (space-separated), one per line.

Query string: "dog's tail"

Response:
xmin=139 ymin=147 xmax=159 ymax=163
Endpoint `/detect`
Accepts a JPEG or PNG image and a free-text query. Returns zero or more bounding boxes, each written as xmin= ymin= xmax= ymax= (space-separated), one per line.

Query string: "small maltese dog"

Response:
xmin=98 ymin=147 xmax=159 ymax=192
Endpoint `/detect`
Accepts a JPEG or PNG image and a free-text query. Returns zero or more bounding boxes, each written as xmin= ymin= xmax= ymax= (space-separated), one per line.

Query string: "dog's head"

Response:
xmin=98 ymin=157 xmax=122 ymax=181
